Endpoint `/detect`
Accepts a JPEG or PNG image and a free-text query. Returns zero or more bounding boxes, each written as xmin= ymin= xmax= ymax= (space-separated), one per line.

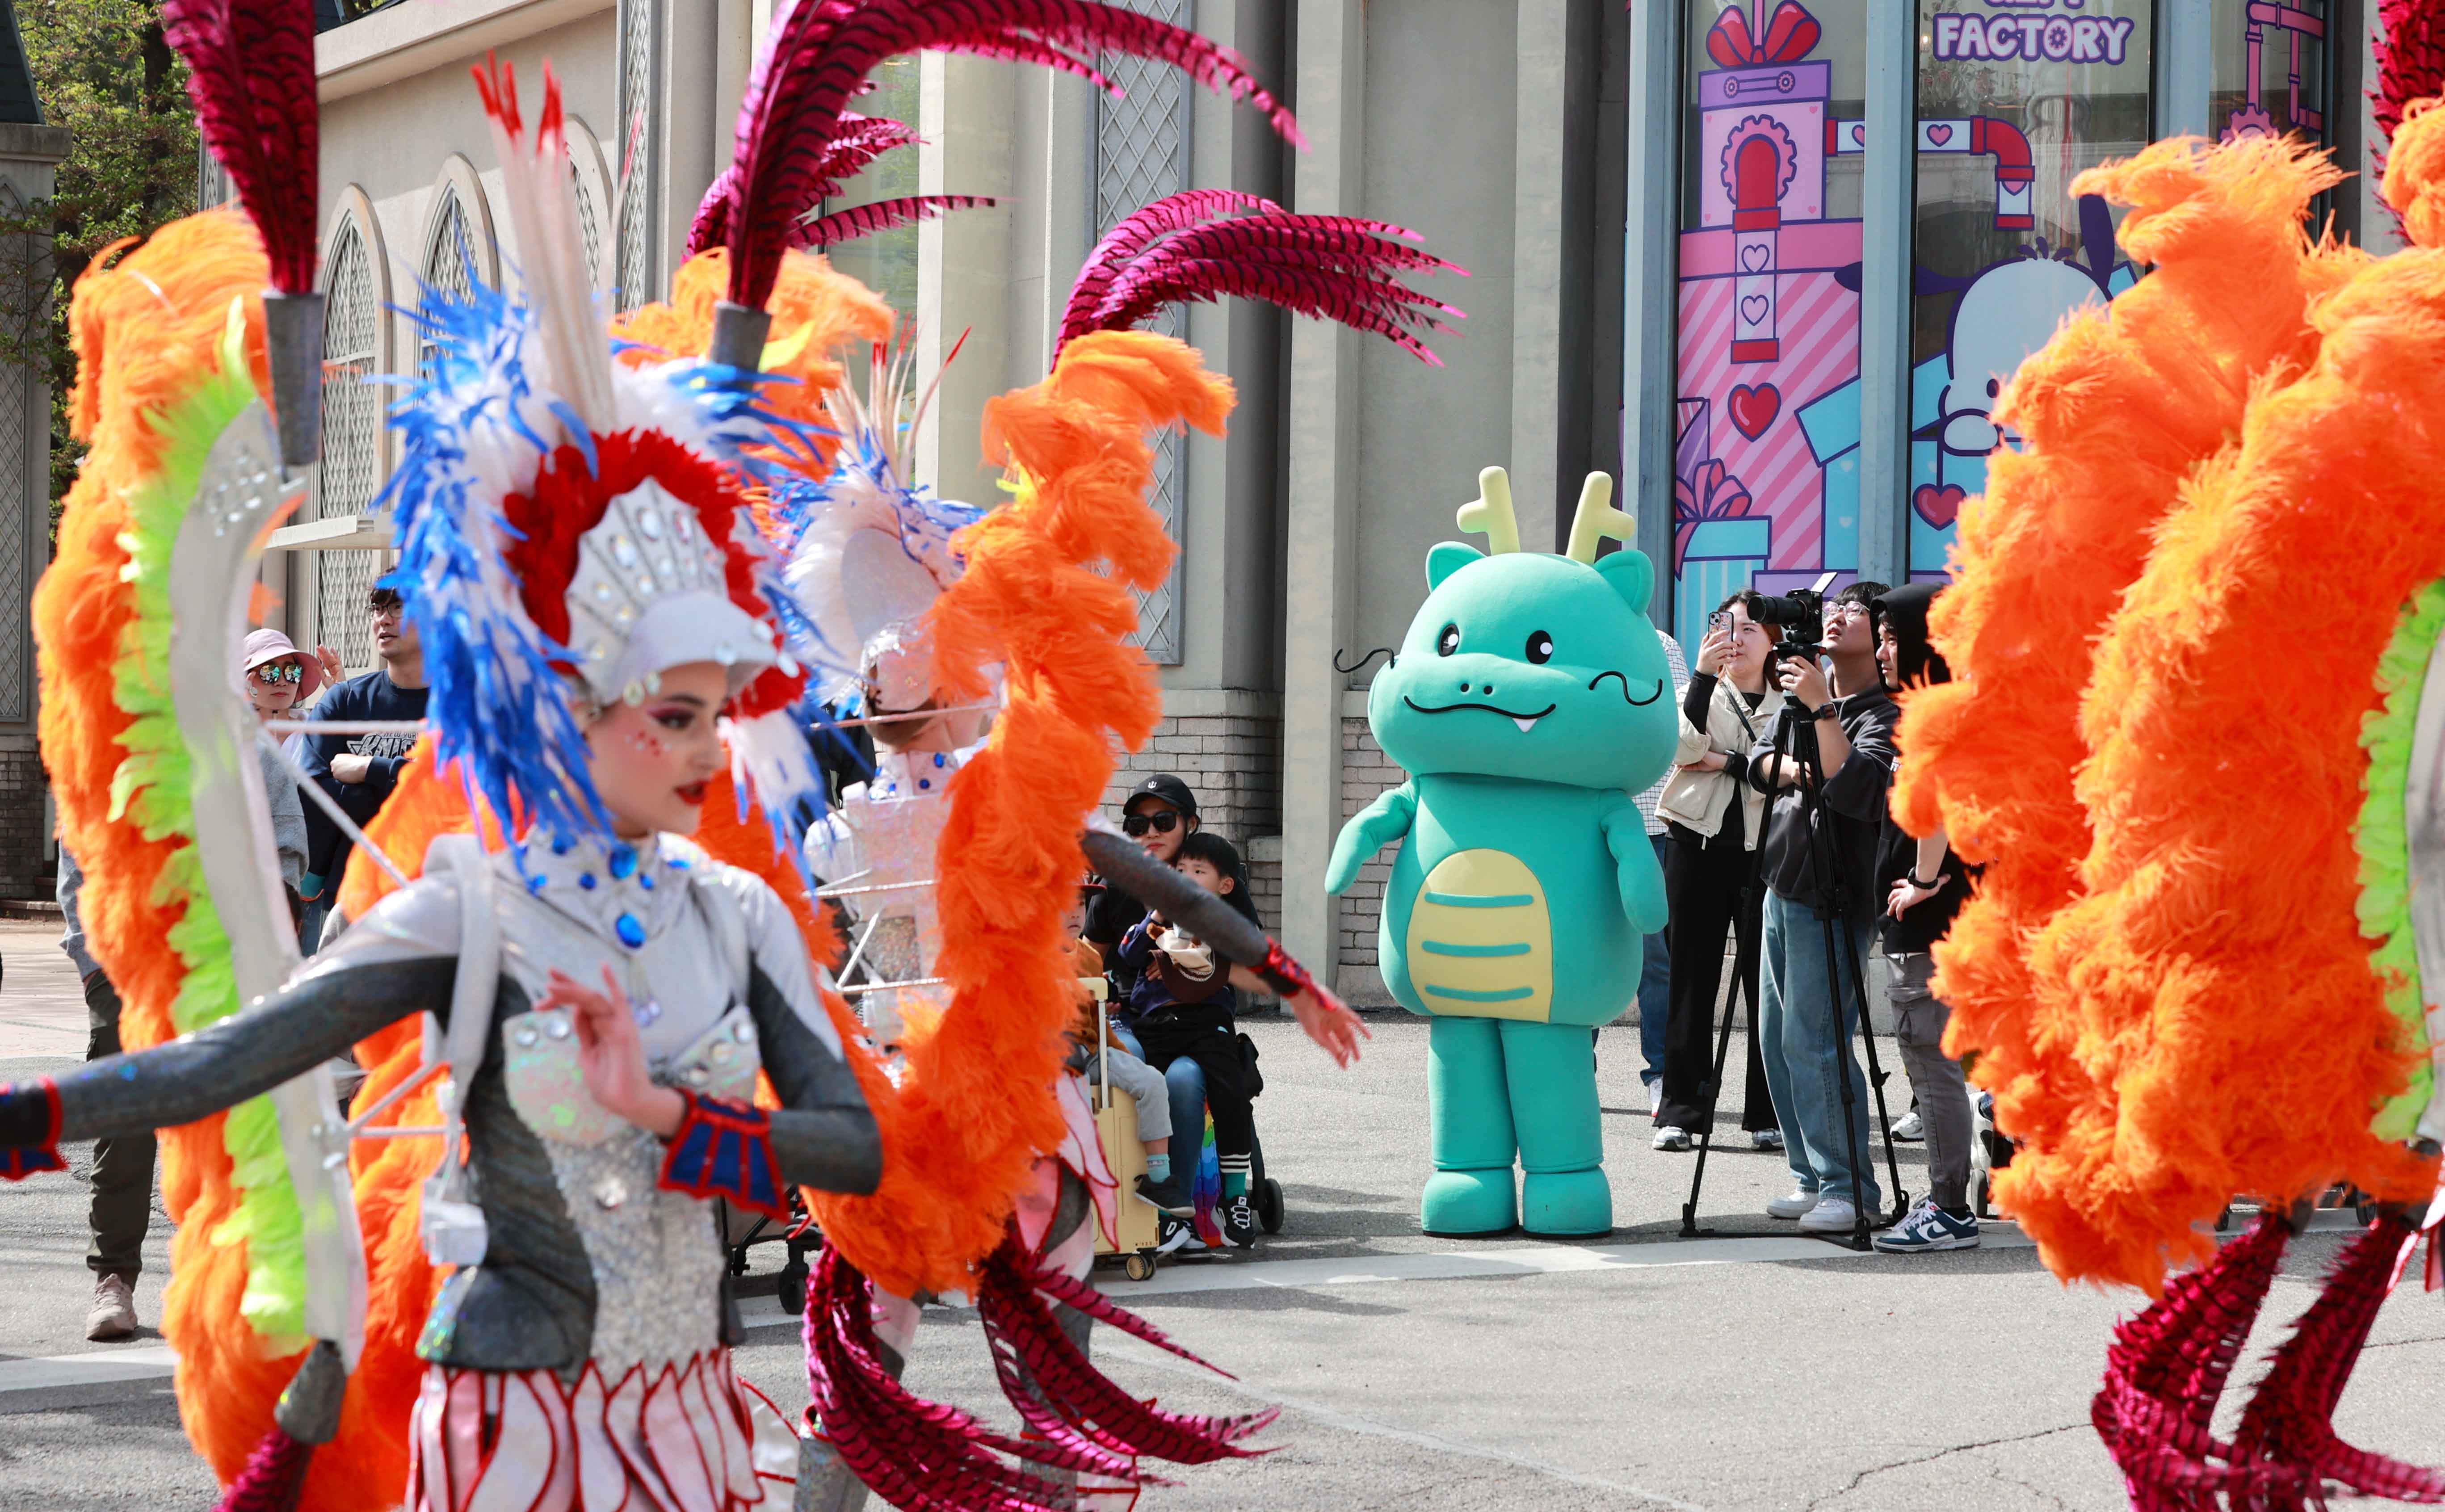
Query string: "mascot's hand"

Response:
xmin=1326 ymin=785 xmax=1416 ymax=895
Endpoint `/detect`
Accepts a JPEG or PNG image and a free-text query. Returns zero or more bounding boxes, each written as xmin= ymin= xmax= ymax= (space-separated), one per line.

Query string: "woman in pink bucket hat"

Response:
xmin=239 ymin=629 xmax=313 ymax=906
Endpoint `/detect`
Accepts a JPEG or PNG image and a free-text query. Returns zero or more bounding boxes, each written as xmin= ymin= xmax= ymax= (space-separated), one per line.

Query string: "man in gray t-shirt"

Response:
xmin=56 ymin=846 xmax=158 ymax=1342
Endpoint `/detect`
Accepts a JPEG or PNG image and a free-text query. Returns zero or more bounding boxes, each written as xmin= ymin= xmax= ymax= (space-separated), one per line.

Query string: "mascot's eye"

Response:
xmin=1437 ymin=623 xmax=1461 ymax=656
xmin=1525 ymin=631 xmax=1554 ymax=665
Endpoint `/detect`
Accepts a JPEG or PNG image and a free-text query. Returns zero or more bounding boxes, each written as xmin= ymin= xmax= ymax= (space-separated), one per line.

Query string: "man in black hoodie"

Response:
xmin=1744 ymin=581 xmax=1893 ymax=1235
xmin=1867 ymin=581 xmax=1981 ymax=1253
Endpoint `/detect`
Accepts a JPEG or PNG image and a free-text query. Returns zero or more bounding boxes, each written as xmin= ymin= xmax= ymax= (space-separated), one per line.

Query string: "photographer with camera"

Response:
xmin=1747 ymin=581 xmax=1896 ymax=1235
xmin=1651 ymin=592 xmax=1782 ymax=1153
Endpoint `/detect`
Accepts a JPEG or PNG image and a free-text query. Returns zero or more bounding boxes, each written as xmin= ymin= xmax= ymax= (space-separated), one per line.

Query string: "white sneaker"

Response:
xmin=1652 ymin=1126 xmax=1693 ymax=1152
xmin=1765 ymin=1187 xmax=1821 ymax=1219
xmin=1874 ymin=1198 xmax=1981 ymax=1253
xmin=1892 ymin=1110 xmax=1924 ymax=1141
xmin=1798 ymin=1197 xmax=1862 ymax=1233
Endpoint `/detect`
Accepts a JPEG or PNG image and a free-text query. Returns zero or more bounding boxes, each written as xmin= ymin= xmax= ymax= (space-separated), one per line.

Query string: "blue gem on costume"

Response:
xmin=667 ymin=856 xmax=691 ymax=870
xmin=639 ymin=872 xmax=656 ymax=890
xmin=615 ymin=912 xmax=647 ymax=948
xmin=579 ymin=874 xmax=597 ymax=891
xmin=550 ymin=834 xmax=574 ymax=856
xmin=527 ymin=873 xmax=548 ymax=895
xmin=933 ymin=754 xmax=945 ymax=768
xmin=918 ymin=779 xmax=930 ymax=790
xmin=609 ymin=844 xmax=639 ymax=880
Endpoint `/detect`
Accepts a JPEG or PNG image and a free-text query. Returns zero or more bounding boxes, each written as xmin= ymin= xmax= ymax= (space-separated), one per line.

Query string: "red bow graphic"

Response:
xmin=1674 ymin=458 xmax=1754 ymax=571
xmin=1706 ymin=0 xmax=1823 ymax=68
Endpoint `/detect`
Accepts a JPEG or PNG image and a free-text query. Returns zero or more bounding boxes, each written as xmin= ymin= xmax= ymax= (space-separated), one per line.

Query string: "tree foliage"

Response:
xmin=5 ymin=0 xmax=197 ymax=521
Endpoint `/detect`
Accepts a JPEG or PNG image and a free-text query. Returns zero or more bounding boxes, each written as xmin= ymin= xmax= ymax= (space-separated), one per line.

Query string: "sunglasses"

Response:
xmin=1121 ymin=810 xmax=1181 ymax=837
xmin=251 ymin=662 xmax=303 ymax=685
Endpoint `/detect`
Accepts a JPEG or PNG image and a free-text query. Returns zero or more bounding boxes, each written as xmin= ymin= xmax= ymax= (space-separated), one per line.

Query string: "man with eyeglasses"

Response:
xmin=1084 ymin=773 xmax=1202 ymax=996
xmin=294 ymin=585 xmax=430 ymax=950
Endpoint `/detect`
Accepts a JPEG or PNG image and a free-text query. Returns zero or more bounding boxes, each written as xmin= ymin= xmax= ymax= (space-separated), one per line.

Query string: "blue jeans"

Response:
xmin=1757 ymin=890 xmax=1879 ymax=1211
xmin=1636 ymin=832 xmax=1672 ymax=1089
xmin=1113 ymin=1023 xmax=1208 ymax=1151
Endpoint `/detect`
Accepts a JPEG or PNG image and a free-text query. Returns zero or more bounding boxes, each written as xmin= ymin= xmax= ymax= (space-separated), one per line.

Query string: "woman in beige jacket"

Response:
xmin=1651 ymin=592 xmax=1783 ymax=1152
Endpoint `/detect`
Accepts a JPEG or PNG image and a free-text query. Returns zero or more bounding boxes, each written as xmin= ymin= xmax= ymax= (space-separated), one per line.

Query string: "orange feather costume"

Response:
xmin=1897 ymin=109 xmax=2445 ymax=1508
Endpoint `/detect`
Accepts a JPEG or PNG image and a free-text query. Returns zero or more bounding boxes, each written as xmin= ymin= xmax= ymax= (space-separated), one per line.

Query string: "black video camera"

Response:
xmin=1755 ymin=571 xmax=1839 ymax=668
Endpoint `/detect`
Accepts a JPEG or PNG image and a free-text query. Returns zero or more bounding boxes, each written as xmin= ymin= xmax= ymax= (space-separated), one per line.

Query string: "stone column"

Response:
xmin=0 ymin=120 xmax=69 ymax=899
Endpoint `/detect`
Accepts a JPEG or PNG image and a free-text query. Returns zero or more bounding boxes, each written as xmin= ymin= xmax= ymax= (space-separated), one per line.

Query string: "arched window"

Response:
xmin=416 ymin=157 xmax=499 ymax=377
xmin=566 ymin=114 xmax=614 ymax=294
xmin=309 ymin=193 xmax=392 ymax=672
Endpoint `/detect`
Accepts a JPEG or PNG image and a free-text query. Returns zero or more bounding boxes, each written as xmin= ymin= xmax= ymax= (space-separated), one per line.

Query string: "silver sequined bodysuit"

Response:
xmin=295 ymin=832 xmax=870 ymax=1377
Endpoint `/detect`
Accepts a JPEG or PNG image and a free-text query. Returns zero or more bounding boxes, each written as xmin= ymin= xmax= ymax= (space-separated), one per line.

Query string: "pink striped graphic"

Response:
xmin=1676 ymin=228 xmax=1862 ymax=576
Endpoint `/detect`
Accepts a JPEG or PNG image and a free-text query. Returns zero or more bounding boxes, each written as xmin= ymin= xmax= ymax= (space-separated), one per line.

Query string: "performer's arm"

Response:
xmin=0 ymin=956 xmax=453 ymax=1169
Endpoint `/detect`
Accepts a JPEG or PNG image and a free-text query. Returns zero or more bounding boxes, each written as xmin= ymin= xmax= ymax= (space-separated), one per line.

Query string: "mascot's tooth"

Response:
xmin=1514 ymin=717 xmax=1538 ymax=733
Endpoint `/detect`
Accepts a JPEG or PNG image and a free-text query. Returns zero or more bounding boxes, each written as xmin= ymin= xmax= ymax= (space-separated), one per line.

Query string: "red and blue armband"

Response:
xmin=0 ymin=1077 xmax=67 ymax=1180
xmin=1256 ymin=939 xmax=1320 ymax=1001
xmin=657 ymin=1092 xmax=789 ymax=1219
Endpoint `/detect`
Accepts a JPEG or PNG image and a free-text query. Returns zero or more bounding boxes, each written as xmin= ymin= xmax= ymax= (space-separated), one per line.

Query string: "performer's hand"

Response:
xmin=1288 ymin=981 xmax=1368 ymax=1068
xmin=331 ymin=752 xmax=372 ymax=784
xmin=542 ymin=966 xmax=684 ymax=1137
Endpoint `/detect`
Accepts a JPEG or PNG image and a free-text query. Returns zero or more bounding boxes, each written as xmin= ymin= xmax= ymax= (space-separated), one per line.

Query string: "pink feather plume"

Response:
xmin=685 ymin=112 xmax=928 ymax=256
xmin=2374 ymin=0 xmax=2445 ymax=233
xmin=1057 ymin=191 xmax=1465 ymax=365
xmin=720 ymin=0 xmax=1301 ymax=315
xmin=160 ymin=0 xmax=320 ymax=293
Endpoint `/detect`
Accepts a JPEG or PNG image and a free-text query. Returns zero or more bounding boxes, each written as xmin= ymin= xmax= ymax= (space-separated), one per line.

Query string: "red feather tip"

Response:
xmin=722 ymin=0 xmax=1301 ymax=314
xmin=161 ymin=0 xmax=321 ymax=294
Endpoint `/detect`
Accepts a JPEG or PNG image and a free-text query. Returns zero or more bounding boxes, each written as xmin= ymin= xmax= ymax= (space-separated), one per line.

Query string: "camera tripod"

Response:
xmin=1678 ymin=675 xmax=1909 ymax=1252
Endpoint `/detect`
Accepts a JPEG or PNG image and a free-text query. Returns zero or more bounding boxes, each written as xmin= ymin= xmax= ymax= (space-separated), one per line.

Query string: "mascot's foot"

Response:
xmin=1421 ymin=1168 xmax=1517 ymax=1236
xmin=1521 ymin=1168 xmax=1613 ymax=1239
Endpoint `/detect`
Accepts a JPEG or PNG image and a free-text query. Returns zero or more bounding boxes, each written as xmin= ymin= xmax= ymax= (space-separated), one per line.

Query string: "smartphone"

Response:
xmin=1708 ymin=610 xmax=1729 ymax=633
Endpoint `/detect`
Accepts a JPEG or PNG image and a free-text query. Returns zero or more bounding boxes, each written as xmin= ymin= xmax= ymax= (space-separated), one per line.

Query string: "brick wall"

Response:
xmin=0 ymin=733 xmax=45 ymax=900
xmin=1336 ymin=717 xmax=1407 ymax=1004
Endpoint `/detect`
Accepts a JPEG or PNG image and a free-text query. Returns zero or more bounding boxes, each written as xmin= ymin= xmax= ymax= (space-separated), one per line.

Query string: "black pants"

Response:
xmin=84 ymin=970 xmax=159 ymax=1278
xmin=1135 ymin=1020 xmax=1252 ymax=1162
xmin=1655 ymin=825 xmax=1776 ymax=1134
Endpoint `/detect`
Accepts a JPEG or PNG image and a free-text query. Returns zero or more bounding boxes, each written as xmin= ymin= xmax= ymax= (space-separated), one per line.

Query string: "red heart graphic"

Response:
xmin=1913 ymin=483 xmax=1966 ymax=529
xmin=1925 ymin=122 xmax=1953 ymax=146
xmin=1727 ymin=384 xmax=1780 ymax=440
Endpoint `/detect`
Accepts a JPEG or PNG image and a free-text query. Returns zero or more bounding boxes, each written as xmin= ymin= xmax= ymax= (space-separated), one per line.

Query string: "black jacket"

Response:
xmin=1747 ymin=685 xmax=1897 ymax=922
xmin=297 ymin=670 xmax=429 ymax=895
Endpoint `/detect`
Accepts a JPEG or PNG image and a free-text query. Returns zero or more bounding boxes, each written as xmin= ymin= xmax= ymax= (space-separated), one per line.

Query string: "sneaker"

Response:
xmin=1874 ymin=1198 xmax=1981 ymax=1253
xmin=86 ymin=1273 xmax=138 ymax=1342
xmin=1892 ymin=1110 xmax=1925 ymax=1142
xmin=1797 ymin=1197 xmax=1863 ymax=1234
xmin=1136 ymin=1172 xmax=1193 ymax=1217
xmin=1220 ymin=1193 xmax=1257 ymax=1250
xmin=1765 ymin=1187 xmax=1821 ymax=1219
xmin=1651 ymin=1126 xmax=1693 ymax=1152
xmin=1750 ymin=1128 xmax=1785 ymax=1151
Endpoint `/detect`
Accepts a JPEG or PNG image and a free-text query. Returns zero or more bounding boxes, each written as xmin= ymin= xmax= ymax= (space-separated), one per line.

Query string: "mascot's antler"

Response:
xmin=160 ymin=0 xmax=323 ymax=466
xmin=705 ymin=0 xmax=1302 ymax=367
xmin=685 ymin=113 xmax=998 ymax=257
xmin=1056 ymin=189 xmax=1464 ymax=363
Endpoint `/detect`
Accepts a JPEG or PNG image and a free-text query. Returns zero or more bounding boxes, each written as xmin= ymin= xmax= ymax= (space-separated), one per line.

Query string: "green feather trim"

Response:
xmin=112 ymin=304 xmax=308 ymax=1342
xmin=2356 ymin=576 xmax=2445 ymax=1143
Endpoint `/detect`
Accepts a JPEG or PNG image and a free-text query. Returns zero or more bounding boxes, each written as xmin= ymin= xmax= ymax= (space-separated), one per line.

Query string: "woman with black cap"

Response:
xmin=1084 ymin=772 xmax=1204 ymax=993
xmin=1869 ymin=581 xmax=1981 ymax=1254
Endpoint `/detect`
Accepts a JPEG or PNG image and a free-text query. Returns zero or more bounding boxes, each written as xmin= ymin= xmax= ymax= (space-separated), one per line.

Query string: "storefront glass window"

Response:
xmin=1908 ymin=0 xmax=2152 ymax=577
xmin=2213 ymin=0 xmax=2327 ymax=143
xmin=1672 ymin=0 xmax=1869 ymax=655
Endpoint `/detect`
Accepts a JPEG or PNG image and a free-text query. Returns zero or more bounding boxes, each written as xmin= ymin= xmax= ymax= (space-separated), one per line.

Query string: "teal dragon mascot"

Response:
xmin=1328 ymin=467 xmax=1677 ymax=1237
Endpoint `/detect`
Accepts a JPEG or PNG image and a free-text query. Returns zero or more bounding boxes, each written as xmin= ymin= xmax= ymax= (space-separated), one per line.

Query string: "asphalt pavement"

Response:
xmin=4 ymin=914 xmax=2441 ymax=1511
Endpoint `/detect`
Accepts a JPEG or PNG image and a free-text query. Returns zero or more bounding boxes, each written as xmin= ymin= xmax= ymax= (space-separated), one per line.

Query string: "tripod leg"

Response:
xmin=1841 ymin=927 xmax=1908 ymax=1223
xmin=1682 ymin=962 xmax=1747 ymax=1234
xmin=1811 ymin=910 xmax=1876 ymax=1245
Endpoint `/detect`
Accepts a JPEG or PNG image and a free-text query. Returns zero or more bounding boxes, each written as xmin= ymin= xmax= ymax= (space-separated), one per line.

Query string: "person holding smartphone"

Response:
xmin=1650 ymin=592 xmax=1783 ymax=1152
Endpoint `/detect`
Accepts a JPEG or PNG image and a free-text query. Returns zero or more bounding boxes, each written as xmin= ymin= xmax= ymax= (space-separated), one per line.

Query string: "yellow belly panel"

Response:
xmin=1406 ymin=849 xmax=1554 ymax=1022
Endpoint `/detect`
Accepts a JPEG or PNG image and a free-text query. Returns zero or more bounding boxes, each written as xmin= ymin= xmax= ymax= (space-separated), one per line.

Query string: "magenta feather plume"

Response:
xmin=685 ymin=112 xmax=927 ymax=256
xmin=160 ymin=0 xmax=320 ymax=293
xmin=722 ymin=0 xmax=1300 ymax=313
xmin=1057 ymin=192 xmax=1464 ymax=365
xmin=2374 ymin=0 xmax=2445 ymax=232
xmin=797 ymin=195 xmax=1001 ymax=248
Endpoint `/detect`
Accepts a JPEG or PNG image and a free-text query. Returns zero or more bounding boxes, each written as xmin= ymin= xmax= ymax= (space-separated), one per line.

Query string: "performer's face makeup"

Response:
xmin=586 ymin=660 xmax=727 ymax=839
